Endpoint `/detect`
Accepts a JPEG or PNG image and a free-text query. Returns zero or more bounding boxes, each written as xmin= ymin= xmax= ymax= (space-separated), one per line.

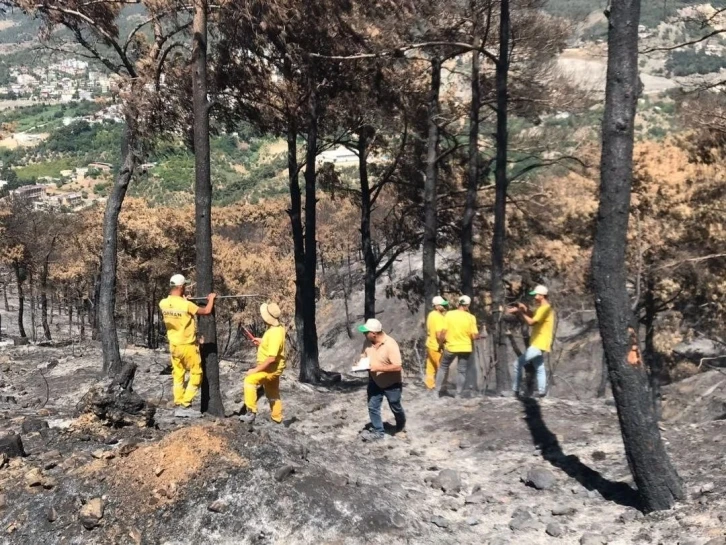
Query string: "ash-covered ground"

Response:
xmin=1 ymin=339 xmax=725 ymax=545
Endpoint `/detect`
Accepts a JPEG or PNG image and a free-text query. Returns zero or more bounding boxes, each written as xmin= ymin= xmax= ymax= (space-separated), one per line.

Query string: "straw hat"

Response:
xmin=260 ymin=302 xmax=281 ymax=326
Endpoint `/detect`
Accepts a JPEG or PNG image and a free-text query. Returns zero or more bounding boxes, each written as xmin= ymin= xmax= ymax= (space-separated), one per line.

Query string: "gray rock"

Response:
xmin=274 ymin=465 xmax=296 ymax=482
xmin=79 ymin=498 xmax=104 ymax=530
xmin=580 ymin=533 xmax=607 ymax=545
xmin=21 ymin=418 xmax=49 ymax=434
xmin=430 ymin=515 xmax=450 ymax=529
xmin=618 ymin=510 xmax=640 ymax=523
xmin=673 ymin=338 xmax=726 ymax=361
xmin=699 ymin=482 xmax=715 ymax=495
xmin=552 ymin=505 xmax=577 ymax=516
xmin=524 ymin=467 xmax=557 ymax=490
xmin=47 ymin=507 xmax=58 ymax=522
xmin=465 ymin=491 xmax=488 ymax=505
xmin=208 ymin=500 xmax=227 ymax=513
xmin=466 ymin=517 xmax=480 ymax=526
xmin=433 ymin=469 xmax=462 ymax=494
xmin=0 ymin=432 xmax=25 ymax=458
xmin=546 ymin=522 xmax=564 ymax=537
xmin=0 ymin=494 xmax=6 ymax=509
xmin=704 ymin=539 xmax=726 ymax=545
xmin=510 ymin=509 xmax=539 ymax=532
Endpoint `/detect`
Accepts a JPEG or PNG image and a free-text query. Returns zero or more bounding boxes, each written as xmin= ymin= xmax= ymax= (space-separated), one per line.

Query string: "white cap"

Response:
xmin=529 ymin=285 xmax=549 ymax=296
xmin=432 ymin=296 xmax=449 ymax=307
xmin=169 ymin=274 xmax=190 ymax=287
xmin=458 ymin=295 xmax=471 ymax=306
xmin=358 ymin=318 xmax=383 ymax=333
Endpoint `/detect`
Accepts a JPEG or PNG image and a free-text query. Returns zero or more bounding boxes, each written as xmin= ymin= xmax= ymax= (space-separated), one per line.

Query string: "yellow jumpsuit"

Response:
xmin=425 ymin=310 xmax=446 ymax=389
xmin=244 ymin=324 xmax=286 ymax=422
xmin=159 ymin=295 xmax=202 ymax=407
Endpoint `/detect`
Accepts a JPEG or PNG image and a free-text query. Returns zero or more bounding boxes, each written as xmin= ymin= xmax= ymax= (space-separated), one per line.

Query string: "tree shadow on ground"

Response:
xmin=520 ymin=397 xmax=641 ymax=510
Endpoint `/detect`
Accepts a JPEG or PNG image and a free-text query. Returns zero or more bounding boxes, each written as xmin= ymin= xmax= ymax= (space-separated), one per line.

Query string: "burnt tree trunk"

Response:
xmin=192 ymin=0 xmax=224 ymax=416
xmin=592 ymin=0 xmax=684 ymax=512
xmin=596 ymin=352 xmax=609 ymax=398
xmin=40 ymin=255 xmax=51 ymax=341
xmin=359 ymin=128 xmax=377 ymax=320
xmin=29 ymin=269 xmax=36 ymax=342
xmin=300 ymin=73 xmax=321 ymax=384
xmin=14 ymin=262 xmax=26 ymax=338
xmin=461 ymin=49 xmax=480 ymax=297
xmin=286 ymin=123 xmax=306 ymax=367
xmin=91 ymin=272 xmax=100 ymax=340
xmin=490 ymin=0 xmax=511 ymax=393
xmin=422 ymin=57 xmax=442 ymax=314
xmin=100 ymin=122 xmax=137 ymax=375
xmin=643 ymin=278 xmax=662 ymax=418
xmin=3 ymin=283 xmax=8 ymax=312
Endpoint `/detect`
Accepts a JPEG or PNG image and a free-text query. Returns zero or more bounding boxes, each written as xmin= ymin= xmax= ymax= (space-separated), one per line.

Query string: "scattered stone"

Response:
xmin=466 ymin=517 xmax=480 ymax=526
xmin=155 ymin=467 xmax=165 ymax=477
xmin=91 ymin=450 xmax=105 ymax=460
xmin=591 ymin=450 xmax=607 ymax=461
xmin=430 ymin=515 xmax=450 ymax=529
xmin=546 ymin=522 xmax=564 ymax=537
xmin=432 ymin=469 xmax=462 ymax=495
xmin=458 ymin=439 xmax=471 ymax=449
xmin=552 ymin=505 xmax=577 ymax=516
xmin=0 ymin=432 xmax=25 ymax=458
xmin=618 ymin=510 xmax=640 ymax=524
xmin=79 ymin=498 xmax=104 ymax=530
xmin=274 ymin=465 xmax=295 ymax=482
xmin=47 ymin=507 xmax=57 ymax=522
xmin=39 ymin=450 xmax=61 ymax=470
xmin=104 ymin=436 xmax=119 ymax=445
xmin=283 ymin=416 xmax=299 ymax=428
xmin=580 ymin=533 xmax=607 ymax=545
xmin=0 ymin=452 xmax=7 ymax=469
xmin=24 ymin=468 xmax=44 ymax=487
xmin=42 ymin=476 xmax=56 ymax=490
xmin=21 ymin=418 xmax=49 ymax=434
xmin=0 ymin=494 xmax=6 ymax=509
xmin=509 ymin=508 xmax=539 ymax=532
xmin=118 ymin=441 xmax=139 ymax=457
xmin=465 ymin=491 xmax=488 ymax=505
xmin=208 ymin=500 xmax=227 ymax=513
xmin=699 ymin=482 xmax=715 ymax=495
xmin=524 ymin=467 xmax=557 ymax=490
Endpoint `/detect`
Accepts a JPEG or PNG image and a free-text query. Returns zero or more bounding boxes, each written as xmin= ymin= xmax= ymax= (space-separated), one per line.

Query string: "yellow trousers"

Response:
xmin=244 ymin=371 xmax=283 ymax=422
xmin=170 ymin=344 xmax=202 ymax=407
xmin=425 ymin=348 xmax=442 ymax=389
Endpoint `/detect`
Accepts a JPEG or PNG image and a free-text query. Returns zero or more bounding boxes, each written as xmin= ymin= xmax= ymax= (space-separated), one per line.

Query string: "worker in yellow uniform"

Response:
xmin=507 ymin=284 xmax=555 ymax=397
xmin=424 ymin=296 xmax=448 ymax=389
xmin=434 ymin=295 xmax=480 ymax=397
xmin=240 ymin=302 xmax=285 ymax=424
xmin=159 ymin=274 xmax=216 ymax=418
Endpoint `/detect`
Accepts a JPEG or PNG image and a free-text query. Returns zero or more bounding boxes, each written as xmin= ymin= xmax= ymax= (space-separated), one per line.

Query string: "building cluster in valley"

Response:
xmin=0 ymin=161 xmax=112 ymax=211
xmin=1 ymin=58 xmax=118 ymax=102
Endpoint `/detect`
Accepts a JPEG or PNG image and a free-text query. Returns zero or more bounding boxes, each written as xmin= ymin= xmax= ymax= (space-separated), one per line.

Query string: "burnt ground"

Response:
xmin=0 ymin=342 xmax=725 ymax=545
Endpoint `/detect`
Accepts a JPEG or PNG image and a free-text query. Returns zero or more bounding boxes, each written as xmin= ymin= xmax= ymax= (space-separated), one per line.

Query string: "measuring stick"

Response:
xmin=186 ymin=294 xmax=264 ymax=302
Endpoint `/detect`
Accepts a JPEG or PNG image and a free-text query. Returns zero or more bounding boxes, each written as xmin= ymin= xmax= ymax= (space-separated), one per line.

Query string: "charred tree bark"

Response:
xmin=192 ymin=0 xmax=224 ymax=416
xmin=422 ymin=58 xmax=442 ymax=313
xmin=592 ymin=0 xmax=684 ymax=512
xmin=359 ymin=128 xmax=377 ymax=320
xmin=29 ymin=269 xmax=36 ymax=342
xmin=299 ymin=75 xmax=321 ymax=384
xmin=14 ymin=262 xmax=26 ymax=338
xmin=3 ymin=283 xmax=9 ymax=312
xmin=643 ymin=278 xmax=662 ymax=418
xmin=40 ymin=255 xmax=51 ymax=341
xmin=490 ymin=0 xmax=511 ymax=393
xmin=462 ymin=50 xmax=480 ymax=297
xmin=286 ymin=124 xmax=306 ymax=368
xmin=100 ymin=122 xmax=137 ymax=375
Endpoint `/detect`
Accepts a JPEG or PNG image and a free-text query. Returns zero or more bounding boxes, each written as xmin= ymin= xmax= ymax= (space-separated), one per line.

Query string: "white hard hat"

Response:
xmin=432 ymin=296 xmax=449 ymax=307
xmin=458 ymin=295 xmax=471 ymax=306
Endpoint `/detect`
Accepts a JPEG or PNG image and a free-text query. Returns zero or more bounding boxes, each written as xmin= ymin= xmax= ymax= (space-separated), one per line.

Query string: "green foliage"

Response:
xmin=13 ymin=157 xmax=81 ymax=183
xmin=38 ymin=120 xmax=123 ymax=162
xmin=665 ymin=48 xmax=726 ymax=77
xmin=0 ymin=101 xmax=102 ymax=132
